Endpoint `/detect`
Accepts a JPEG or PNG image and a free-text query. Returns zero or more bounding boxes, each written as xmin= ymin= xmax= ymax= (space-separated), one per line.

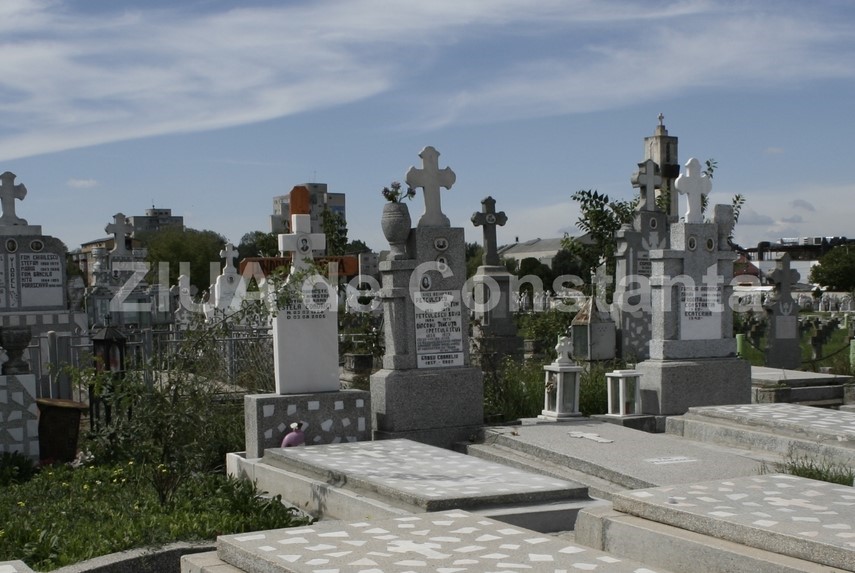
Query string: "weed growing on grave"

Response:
xmin=762 ymin=447 xmax=855 ymax=486
xmin=0 ymin=452 xmax=37 ymax=487
xmin=579 ymin=360 xmax=614 ymax=417
xmin=0 ymin=462 xmax=309 ymax=570
xmin=516 ymin=309 xmax=575 ymax=360
xmin=483 ymin=357 xmax=544 ymax=422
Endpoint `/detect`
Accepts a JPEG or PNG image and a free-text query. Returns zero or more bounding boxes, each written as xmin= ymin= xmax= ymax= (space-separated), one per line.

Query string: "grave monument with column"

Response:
xmin=470 ymin=196 xmax=522 ymax=365
xmin=371 ymin=146 xmax=484 ymax=448
xmin=242 ymin=186 xmax=370 ymax=458
xmin=636 ymin=158 xmax=751 ymax=417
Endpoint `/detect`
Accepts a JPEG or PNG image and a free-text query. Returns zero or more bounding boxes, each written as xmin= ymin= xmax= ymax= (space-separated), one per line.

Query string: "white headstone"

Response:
xmin=272 ymin=212 xmax=339 ymax=394
xmin=213 ymin=242 xmax=240 ymax=312
xmin=105 ymin=213 xmax=133 ymax=255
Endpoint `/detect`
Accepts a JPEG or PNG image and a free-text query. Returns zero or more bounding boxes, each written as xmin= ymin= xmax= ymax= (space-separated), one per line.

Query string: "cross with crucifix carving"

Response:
xmin=675 ymin=158 xmax=711 ymax=224
xmin=767 ymin=253 xmax=800 ymax=310
xmin=406 ymin=146 xmax=456 ymax=227
xmin=631 ymin=159 xmax=662 ymax=212
xmin=278 ymin=214 xmax=325 ymax=274
xmin=471 ymin=196 xmax=507 ymax=266
xmin=105 ymin=213 xmax=133 ymax=255
xmin=0 ymin=171 xmax=28 ymax=226
xmin=220 ymin=242 xmax=239 ymax=273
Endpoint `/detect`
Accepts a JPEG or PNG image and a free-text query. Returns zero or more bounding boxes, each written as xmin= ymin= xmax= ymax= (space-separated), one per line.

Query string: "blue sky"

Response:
xmin=1 ymin=0 xmax=854 ymax=257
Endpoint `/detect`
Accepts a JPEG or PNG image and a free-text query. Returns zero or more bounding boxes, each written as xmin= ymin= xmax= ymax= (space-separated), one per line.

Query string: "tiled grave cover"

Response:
xmin=690 ymin=404 xmax=855 ymax=442
xmin=218 ymin=510 xmax=665 ymax=572
xmin=613 ymin=473 xmax=855 ymax=570
xmin=265 ymin=439 xmax=584 ymax=510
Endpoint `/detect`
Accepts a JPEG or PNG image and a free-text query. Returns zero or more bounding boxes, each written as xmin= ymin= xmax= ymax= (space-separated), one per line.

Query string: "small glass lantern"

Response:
xmin=606 ymin=369 xmax=641 ymax=416
xmin=539 ymin=336 xmax=583 ymax=420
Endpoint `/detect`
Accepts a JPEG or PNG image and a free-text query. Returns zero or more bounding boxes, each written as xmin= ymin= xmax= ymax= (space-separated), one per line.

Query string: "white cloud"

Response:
xmin=764 ymin=147 xmax=785 ymax=155
xmin=66 ymin=178 xmax=98 ymax=189
xmin=780 ymin=214 xmax=803 ymax=224
xmin=736 ymin=208 xmax=774 ymax=225
xmin=790 ymin=199 xmax=816 ymax=212
xmin=1 ymin=1 xmax=853 ymax=159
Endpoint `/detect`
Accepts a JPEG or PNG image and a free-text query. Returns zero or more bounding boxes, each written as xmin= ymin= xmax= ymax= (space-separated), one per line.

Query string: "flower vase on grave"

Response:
xmin=0 ymin=326 xmax=33 ymax=375
xmin=381 ymin=202 xmax=411 ymax=260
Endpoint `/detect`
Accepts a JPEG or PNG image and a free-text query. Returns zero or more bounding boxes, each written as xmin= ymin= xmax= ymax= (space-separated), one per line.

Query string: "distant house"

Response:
xmin=497 ymin=235 xmax=591 ymax=269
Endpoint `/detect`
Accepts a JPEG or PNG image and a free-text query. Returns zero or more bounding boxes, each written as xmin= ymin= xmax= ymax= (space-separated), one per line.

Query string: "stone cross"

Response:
xmin=568 ymin=431 xmax=614 ymax=443
xmin=0 ymin=171 xmax=28 ymax=226
xmin=675 ymin=158 xmax=711 ymax=224
xmin=471 ymin=196 xmax=507 ymax=266
xmin=406 ymin=146 xmax=456 ymax=227
xmin=768 ymin=253 xmax=799 ymax=306
xmin=279 ymin=213 xmax=325 ymax=274
xmin=220 ymin=242 xmax=239 ymax=273
xmin=631 ymin=159 xmax=661 ymax=211
xmin=105 ymin=213 xmax=133 ymax=255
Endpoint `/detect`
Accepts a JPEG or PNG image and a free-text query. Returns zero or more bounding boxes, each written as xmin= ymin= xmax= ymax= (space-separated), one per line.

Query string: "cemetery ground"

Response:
xmin=3 ymin=309 xmax=854 ymax=571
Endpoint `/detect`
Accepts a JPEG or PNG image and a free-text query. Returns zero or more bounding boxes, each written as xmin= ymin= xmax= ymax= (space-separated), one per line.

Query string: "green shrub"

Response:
xmin=484 ymin=357 xmax=544 ymax=422
xmin=0 ymin=463 xmax=309 ymax=571
xmin=516 ymin=310 xmax=575 ymax=360
xmin=0 ymin=451 xmax=37 ymax=486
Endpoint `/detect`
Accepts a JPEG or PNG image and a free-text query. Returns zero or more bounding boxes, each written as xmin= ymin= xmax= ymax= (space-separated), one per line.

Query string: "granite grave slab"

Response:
xmin=612 ymin=474 xmax=855 ymax=571
xmin=262 ymin=439 xmax=587 ymax=512
xmin=478 ymin=420 xmax=764 ymax=492
xmin=217 ymin=510 xmax=669 ymax=573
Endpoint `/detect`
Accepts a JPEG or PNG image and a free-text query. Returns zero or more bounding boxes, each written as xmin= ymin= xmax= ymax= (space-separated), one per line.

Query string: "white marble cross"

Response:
xmin=675 ymin=158 xmax=712 ymax=224
xmin=568 ymin=431 xmax=614 ymax=443
xmin=278 ymin=213 xmax=325 ymax=273
xmin=406 ymin=146 xmax=456 ymax=227
xmin=631 ymin=159 xmax=662 ymax=211
xmin=105 ymin=213 xmax=133 ymax=255
xmin=0 ymin=171 xmax=28 ymax=226
xmin=220 ymin=242 xmax=239 ymax=273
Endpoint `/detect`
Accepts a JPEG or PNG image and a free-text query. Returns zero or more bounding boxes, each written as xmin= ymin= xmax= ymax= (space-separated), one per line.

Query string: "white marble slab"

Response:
xmin=218 ymin=510 xmax=666 ymax=573
xmin=689 ymin=403 xmax=855 ymax=442
xmin=613 ymin=474 xmax=855 ymax=570
xmin=264 ymin=439 xmax=586 ymax=510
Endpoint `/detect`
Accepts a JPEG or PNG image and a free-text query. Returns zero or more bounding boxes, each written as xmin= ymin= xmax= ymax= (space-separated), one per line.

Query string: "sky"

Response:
xmin=1 ymin=0 xmax=854 ymax=260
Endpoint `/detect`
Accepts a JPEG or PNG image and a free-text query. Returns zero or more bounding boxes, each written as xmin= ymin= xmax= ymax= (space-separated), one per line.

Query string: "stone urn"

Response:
xmin=381 ymin=202 xmax=411 ymax=260
xmin=0 ymin=326 xmax=33 ymax=375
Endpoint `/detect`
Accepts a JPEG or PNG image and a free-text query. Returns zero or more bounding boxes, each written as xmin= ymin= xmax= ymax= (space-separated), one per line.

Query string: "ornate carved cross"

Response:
xmin=675 ymin=158 xmax=712 ymax=224
xmin=631 ymin=159 xmax=662 ymax=212
xmin=768 ymin=253 xmax=800 ymax=306
xmin=220 ymin=242 xmax=239 ymax=273
xmin=471 ymin=196 xmax=507 ymax=266
xmin=105 ymin=213 xmax=133 ymax=255
xmin=0 ymin=171 xmax=28 ymax=226
xmin=406 ymin=146 xmax=456 ymax=227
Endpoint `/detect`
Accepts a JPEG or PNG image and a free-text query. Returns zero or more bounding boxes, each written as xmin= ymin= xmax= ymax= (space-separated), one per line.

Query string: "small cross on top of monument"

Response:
xmin=278 ymin=185 xmax=326 ymax=274
xmin=675 ymin=157 xmax=711 ymax=224
xmin=631 ymin=159 xmax=662 ymax=212
xmin=105 ymin=213 xmax=133 ymax=255
xmin=406 ymin=146 xmax=456 ymax=227
xmin=768 ymin=253 xmax=800 ymax=302
xmin=471 ymin=196 xmax=507 ymax=266
xmin=220 ymin=242 xmax=239 ymax=273
xmin=0 ymin=171 xmax=28 ymax=226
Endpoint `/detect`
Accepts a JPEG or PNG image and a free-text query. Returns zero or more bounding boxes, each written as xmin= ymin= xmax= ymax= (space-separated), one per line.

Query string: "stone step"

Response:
xmin=603 ymin=474 xmax=855 ymax=571
xmin=0 ymin=561 xmax=35 ymax=573
xmin=182 ymin=551 xmax=243 ymax=573
xmin=576 ymin=504 xmax=851 ymax=573
xmin=668 ymin=403 xmax=855 ymax=465
xmin=214 ymin=510 xmax=675 ymax=573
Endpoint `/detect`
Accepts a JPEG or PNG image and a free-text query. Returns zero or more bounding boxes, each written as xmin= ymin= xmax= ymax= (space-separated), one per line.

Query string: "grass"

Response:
xmin=762 ymin=447 xmax=855 ymax=486
xmin=0 ymin=462 xmax=310 ymax=571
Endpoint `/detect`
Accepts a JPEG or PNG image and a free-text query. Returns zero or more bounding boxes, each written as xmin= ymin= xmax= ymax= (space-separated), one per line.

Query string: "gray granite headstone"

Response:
xmin=764 ymin=253 xmax=801 ymax=369
xmin=636 ymin=158 xmax=750 ymax=415
xmin=371 ymin=147 xmax=483 ymax=448
xmin=470 ymin=196 xmax=521 ymax=364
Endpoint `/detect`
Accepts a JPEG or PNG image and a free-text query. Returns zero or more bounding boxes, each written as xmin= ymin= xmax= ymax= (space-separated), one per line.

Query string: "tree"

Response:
xmin=465 ymin=242 xmax=484 ymax=278
xmin=345 ymin=239 xmax=371 ymax=254
xmin=810 ymin=245 xmax=855 ymax=292
xmin=551 ymin=248 xmax=583 ymax=279
xmin=238 ymin=231 xmax=279 ymax=259
xmin=517 ymin=257 xmax=554 ymax=297
xmin=140 ymin=227 xmax=227 ymax=293
xmin=321 ymin=206 xmax=347 ymax=256
xmin=561 ymin=190 xmax=635 ymax=287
